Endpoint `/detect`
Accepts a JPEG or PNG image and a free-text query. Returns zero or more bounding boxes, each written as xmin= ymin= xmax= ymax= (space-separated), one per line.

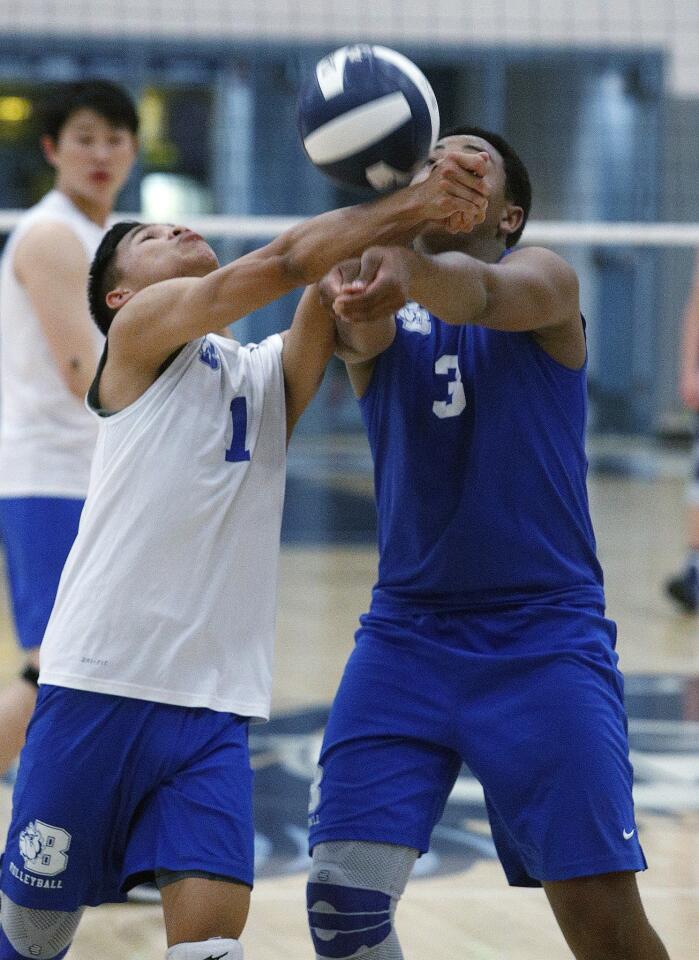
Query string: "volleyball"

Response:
xmin=297 ymin=44 xmax=440 ymax=193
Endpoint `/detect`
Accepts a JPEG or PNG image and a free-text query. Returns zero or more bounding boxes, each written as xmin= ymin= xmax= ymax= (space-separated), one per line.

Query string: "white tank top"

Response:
xmin=39 ymin=333 xmax=287 ymax=720
xmin=0 ymin=190 xmax=104 ymax=498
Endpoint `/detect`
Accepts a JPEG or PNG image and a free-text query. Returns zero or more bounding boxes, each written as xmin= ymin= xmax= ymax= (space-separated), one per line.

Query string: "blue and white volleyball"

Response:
xmin=297 ymin=45 xmax=440 ymax=192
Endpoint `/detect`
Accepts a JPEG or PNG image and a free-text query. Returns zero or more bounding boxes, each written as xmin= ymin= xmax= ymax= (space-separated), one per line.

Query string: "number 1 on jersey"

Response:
xmin=225 ymin=396 xmax=251 ymax=462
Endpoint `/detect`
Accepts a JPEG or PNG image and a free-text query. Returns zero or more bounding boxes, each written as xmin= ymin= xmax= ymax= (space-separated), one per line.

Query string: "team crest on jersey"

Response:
xmin=398 ymin=302 xmax=431 ymax=335
xmin=199 ymin=338 xmax=220 ymax=370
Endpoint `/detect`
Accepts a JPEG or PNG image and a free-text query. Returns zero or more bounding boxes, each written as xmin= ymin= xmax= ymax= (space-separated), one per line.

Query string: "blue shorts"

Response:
xmin=0 ymin=686 xmax=254 ymax=910
xmin=0 ymin=497 xmax=84 ymax=650
xmin=308 ymin=604 xmax=648 ymax=887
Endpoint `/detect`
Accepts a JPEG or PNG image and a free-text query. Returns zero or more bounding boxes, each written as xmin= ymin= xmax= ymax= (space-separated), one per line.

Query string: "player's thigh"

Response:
xmin=310 ymin=637 xmax=461 ymax=852
xmin=124 ymin=712 xmax=255 ymax=895
xmin=1 ymin=686 xmax=161 ymax=911
xmin=463 ymin=652 xmax=645 ymax=883
xmin=160 ymin=876 xmax=250 ymax=945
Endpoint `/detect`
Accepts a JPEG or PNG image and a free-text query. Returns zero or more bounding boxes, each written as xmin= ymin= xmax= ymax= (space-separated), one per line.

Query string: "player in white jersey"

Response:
xmin=0 ymin=151 xmax=490 ymax=960
xmin=0 ymin=81 xmax=138 ymax=775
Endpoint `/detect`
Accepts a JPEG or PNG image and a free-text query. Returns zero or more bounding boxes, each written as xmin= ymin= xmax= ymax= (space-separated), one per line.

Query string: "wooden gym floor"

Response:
xmin=0 ymin=437 xmax=696 ymax=959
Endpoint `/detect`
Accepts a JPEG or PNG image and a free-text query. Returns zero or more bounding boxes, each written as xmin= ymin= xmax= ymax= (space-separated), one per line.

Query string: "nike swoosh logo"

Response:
xmin=623 ymin=828 xmax=635 ymax=840
xmin=202 ymin=954 xmax=228 ymax=960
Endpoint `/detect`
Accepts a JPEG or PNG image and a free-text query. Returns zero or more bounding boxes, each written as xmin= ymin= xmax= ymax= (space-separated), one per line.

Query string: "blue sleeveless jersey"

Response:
xmin=360 ymin=303 xmax=605 ymax=613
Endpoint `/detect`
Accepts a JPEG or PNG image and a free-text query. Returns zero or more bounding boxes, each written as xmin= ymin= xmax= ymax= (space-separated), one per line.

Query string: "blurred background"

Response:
xmin=0 ymin=0 xmax=697 ymax=442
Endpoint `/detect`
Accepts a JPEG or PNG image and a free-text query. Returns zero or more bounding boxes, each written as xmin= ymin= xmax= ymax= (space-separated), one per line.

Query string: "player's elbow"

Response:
xmin=279 ymin=249 xmax=316 ymax=288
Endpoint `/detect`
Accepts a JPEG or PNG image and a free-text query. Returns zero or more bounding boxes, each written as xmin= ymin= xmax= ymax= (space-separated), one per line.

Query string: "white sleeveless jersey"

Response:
xmin=39 ymin=334 xmax=287 ymax=719
xmin=0 ymin=190 xmax=104 ymax=498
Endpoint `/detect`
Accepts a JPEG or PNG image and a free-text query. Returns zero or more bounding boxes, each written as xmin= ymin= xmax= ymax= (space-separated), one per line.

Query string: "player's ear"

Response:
xmin=40 ymin=135 xmax=58 ymax=168
xmin=499 ymin=204 xmax=524 ymax=242
xmin=105 ymin=287 xmax=135 ymax=311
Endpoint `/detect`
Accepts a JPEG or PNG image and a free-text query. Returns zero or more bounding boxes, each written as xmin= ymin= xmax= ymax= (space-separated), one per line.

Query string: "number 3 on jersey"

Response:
xmin=225 ymin=396 xmax=251 ymax=462
xmin=432 ymin=354 xmax=466 ymax=418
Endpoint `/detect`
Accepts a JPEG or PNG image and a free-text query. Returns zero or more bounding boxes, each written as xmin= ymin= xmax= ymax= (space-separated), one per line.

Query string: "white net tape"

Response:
xmin=1 ymin=213 xmax=697 ymax=247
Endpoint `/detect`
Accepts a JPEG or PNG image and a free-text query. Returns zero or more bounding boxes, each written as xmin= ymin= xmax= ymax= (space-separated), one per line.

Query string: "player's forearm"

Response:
xmin=283 ymin=286 xmax=337 ymax=435
xmin=405 ymin=250 xmax=489 ymax=326
xmin=334 ymin=315 xmax=393 ymax=363
xmin=279 ymin=188 xmax=426 ymax=286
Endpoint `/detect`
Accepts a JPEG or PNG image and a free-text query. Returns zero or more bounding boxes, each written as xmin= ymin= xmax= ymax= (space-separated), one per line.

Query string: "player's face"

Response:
xmin=42 ymin=108 xmax=137 ymax=210
xmin=416 ymin=135 xmax=510 ymax=254
xmin=116 ymin=222 xmax=219 ymax=291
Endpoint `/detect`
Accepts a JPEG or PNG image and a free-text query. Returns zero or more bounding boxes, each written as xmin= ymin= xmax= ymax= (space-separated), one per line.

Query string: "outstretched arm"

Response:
xmin=281 ymin=285 xmax=337 ymax=439
xmin=317 ymin=260 xmax=399 ymax=398
xmin=331 ymin=244 xmax=585 ymax=370
xmin=109 ymin=151 xmax=490 ymax=376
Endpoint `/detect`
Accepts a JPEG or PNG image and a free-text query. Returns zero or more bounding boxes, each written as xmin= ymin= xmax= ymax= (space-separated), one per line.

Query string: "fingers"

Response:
xmin=425 ymin=151 xmax=490 ymax=225
xmin=333 ymin=289 xmax=404 ymax=323
xmin=438 ymin=151 xmax=490 ymax=197
xmin=338 ymin=259 xmax=362 ymax=285
xmin=319 ymin=259 xmax=361 ymax=308
xmin=333 ymin=264 xmax=407 ymax=322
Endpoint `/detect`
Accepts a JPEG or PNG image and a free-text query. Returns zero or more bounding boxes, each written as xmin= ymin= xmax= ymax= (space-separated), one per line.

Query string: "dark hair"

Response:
xmin=39 ymin=80 xmax=139 ymax=141
xmin=442 ymin=125 xmax=531 ymax=247
xmin=88 ymin=221 xmax=141 ymax=335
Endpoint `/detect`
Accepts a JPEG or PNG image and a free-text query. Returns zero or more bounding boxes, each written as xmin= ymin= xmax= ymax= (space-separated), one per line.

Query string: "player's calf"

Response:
xmin=307 ymin=841 xmax=417 ymax=960
xmin=165 ymin=938 xmax=242 ymax=960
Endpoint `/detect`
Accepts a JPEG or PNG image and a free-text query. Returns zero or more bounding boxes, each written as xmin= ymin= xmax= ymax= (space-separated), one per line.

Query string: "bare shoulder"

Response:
xmin=506 ymin=248 xmax=584 ymax=369
xmin=501 ymin=245 xmax=578 ymax=286
xmin=103 ymin=277 xmax=197 ymax=405
xmin=13 ymin=220 xmax=87 ymax=280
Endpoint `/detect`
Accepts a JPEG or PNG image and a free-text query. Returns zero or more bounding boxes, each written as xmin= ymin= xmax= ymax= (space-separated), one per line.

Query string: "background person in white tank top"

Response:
xmin=0 ymin=81 xmax=139 ymax=775
xmin=0 ymin=154 xmax=489 ymax=960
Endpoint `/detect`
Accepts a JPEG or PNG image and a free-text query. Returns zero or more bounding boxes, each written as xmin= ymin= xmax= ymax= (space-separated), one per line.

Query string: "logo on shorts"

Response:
xmin=398 ymin=302 xmax=431 ymax=335
xmin=623 ymin=827 xmax=636 ymax=840
xmin=18 ymin=820 xmax=72 ymax=877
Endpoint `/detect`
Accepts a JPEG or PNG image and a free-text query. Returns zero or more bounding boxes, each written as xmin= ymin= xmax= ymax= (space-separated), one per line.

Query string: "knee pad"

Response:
xmin=307 ymin=841 xmax=417 ymax=960
xmin=0 ymin=893 xmax=81 ymax=958
xmin=165 ymin=938 xmax=242 ymax=960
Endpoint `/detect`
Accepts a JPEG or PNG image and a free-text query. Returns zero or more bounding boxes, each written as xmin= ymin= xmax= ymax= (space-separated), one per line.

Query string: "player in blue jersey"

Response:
xmin=306 ymin=128 xmax=671 ymax=960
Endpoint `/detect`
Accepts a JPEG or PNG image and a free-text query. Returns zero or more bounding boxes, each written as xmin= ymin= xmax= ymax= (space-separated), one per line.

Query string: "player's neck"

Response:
xmin=55 ymin=185 xmax=112 ymax=228
xmin=415 ymin=234 xmax=504 ymax=264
